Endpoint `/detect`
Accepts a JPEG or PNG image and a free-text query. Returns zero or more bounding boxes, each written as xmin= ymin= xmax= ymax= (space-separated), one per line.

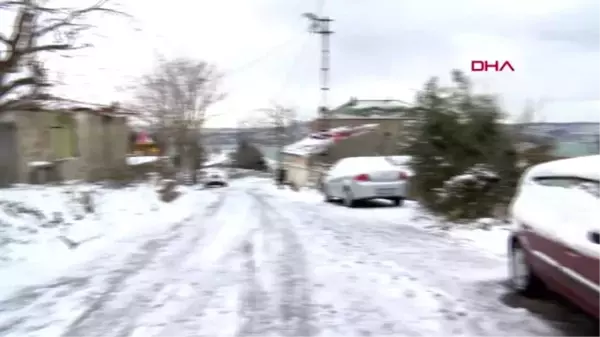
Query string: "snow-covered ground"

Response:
xmin=0 ymin=177 xmax=595 ymax=336
xmin=0 ymin=182 xmax=200 ymax=295
xmin=257 ymin=184 xmax=511 ymax=258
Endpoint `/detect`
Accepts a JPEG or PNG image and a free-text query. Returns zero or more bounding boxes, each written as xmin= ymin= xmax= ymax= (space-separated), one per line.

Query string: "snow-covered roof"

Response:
xmin=524 ymin=155 xmax=600 ymax=181
xmin=282 ymin=123 xmax=379 ymax=157
xmin=343 ymin=99 xmax=409 ymax=110
xmin=328 ymin=113 xmax=403 ymax=119
xmin=203 ymin=151 xmax=232 ymax=167
xmin=11 ymin=98 xmax=136 ymax=117
xmin=328 ymin=98 xmax=409 ymax=119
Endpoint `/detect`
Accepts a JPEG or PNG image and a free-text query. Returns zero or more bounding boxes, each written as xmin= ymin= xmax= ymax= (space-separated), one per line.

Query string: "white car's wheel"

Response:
xmin=343 ymin=188 xmax=356 ymax=208
xmin=509 ymin=242 xmax=542 ymax=296
xmin=323 ymin=184 xmax=334 ymax=202
xmin=391 ymin=197 xmax=404 ymax=207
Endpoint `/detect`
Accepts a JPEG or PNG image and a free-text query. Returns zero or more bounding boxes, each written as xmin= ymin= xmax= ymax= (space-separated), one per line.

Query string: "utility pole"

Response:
xmin=303 ymin=13 xmax=333 ymax=131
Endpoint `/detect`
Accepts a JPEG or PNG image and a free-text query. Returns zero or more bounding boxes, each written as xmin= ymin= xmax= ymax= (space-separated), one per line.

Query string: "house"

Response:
xmin=0 ymin=103 xmax=131 ymax=186
xmin=281 ymin=98 xmax=410 ymax=188
xmin=311 ymin=98 xmax=410 ymax=156
xmin=282 ymin=123 xmax=384 ymax=188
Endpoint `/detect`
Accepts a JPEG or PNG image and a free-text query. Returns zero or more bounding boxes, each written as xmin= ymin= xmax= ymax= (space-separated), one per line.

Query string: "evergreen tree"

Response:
xmin=232 ymin=138 xmax=267 ymax=171
xmin=406 ymin=70 xmax=520 ymax=221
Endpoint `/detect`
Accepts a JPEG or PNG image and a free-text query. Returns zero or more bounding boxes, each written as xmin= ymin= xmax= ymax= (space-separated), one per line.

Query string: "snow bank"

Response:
xmin=449 ymin=219 xmax=511 ymax=257
xmin=282 ymin=123 xmax=379 ymax=157
xmin=203 ymin=151 xmax=232 ymax=168
xmin=0 ymin=183 xmax=198 ymax=293
xmin=127 ymin=156 xmax=167 ymax=166
xmin=28 ymin=161 xmax=52 ymax=167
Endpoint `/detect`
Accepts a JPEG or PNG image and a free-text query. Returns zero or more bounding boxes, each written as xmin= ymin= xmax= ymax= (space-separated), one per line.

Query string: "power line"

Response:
xmin=223 ymin=32 xmax=309 ymax=99
xmin=271 ymin=34 xmax=311 ymax=101
xmin=223 ymin=30 xmax=305 ymax=77
xmin=263 ymin=0 xmax=327 ymax=104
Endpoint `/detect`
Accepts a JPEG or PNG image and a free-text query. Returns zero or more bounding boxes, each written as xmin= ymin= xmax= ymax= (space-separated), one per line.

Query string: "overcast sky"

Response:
xmin=4 ymin=0 xmax=600 ymax=127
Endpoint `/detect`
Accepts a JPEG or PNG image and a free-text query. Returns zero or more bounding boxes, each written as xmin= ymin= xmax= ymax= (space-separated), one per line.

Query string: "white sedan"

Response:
xmin=321 ymin=156 xmax=410 ymax=207
xmin=202 ymin=168 xmax=228 ymax=188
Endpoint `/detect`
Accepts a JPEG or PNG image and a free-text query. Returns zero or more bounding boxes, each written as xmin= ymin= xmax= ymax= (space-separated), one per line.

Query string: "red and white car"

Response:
xmin=508 ymin=155 xmax=599 ymax=318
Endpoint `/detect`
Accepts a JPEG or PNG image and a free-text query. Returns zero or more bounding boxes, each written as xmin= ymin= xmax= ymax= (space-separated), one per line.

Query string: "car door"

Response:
xmin=519 ymin=177 xmax=574 ymax=289
xmin=559 ymin=178 xmax=600 ymax=316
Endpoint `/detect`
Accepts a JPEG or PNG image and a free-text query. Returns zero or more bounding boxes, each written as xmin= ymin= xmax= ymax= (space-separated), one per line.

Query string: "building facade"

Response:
xmin=0 ymin=106 xmax=130 ymax=186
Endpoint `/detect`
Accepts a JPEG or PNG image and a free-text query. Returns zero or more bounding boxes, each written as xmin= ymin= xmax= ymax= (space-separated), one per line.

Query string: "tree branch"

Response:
xmin=0 ymin=0 xmax=129 ymax=112
xmin=0 ymin=76 xmax=37 ymax=98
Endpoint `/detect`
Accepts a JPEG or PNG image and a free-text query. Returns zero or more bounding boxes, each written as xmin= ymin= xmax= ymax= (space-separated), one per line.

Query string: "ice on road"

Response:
xmin=0 ymin=179 xmax=595 ymax=336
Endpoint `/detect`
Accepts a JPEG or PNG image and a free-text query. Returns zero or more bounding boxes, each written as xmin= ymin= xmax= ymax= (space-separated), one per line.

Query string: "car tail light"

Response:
xmin=398 ymin=171 xmax=408 ymax=180
xmin=354 ymin=173 xmax=370 ymax=181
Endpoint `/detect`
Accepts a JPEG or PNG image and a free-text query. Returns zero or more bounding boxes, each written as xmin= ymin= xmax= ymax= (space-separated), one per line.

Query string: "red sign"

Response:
xmin=471 ymin=60 xmax=515 ymax=72
xmin=135 ymin=132 xmax=154 ymax=145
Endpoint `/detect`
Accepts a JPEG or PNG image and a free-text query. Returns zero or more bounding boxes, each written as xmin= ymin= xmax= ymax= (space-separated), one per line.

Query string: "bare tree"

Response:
xmin=0 ymin=0 xmax=128 ymax=112
xmin=252 ymin=103 xmax=297 ymax=184
xmin=134 ymin=56 xmax=224 ymax=183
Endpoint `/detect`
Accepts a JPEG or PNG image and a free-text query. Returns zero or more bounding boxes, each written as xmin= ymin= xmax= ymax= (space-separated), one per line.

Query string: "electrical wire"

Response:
xmin=265 ymin=0 xmax=326 ymax=107
xmin=271 ymin=34 xmax=311 ymax=102
xmin=226 ymin=0 xmax=320 ymax=78
xmin=223 ymin=31 xmax=305 ymax=77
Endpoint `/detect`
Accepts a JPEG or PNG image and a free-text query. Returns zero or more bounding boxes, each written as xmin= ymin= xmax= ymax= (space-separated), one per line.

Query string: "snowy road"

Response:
xmin=0 ymin=179 xmax=597 ymax=336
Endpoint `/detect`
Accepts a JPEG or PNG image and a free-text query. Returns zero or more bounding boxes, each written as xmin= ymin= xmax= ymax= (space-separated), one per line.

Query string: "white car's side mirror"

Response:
xmin=588 ymin=231 xmax=600 ymax=245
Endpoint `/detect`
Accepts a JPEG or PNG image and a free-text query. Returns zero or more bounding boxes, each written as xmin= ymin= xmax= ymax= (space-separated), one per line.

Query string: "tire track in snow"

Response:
xmin=236 ymin=230 xmax=275 ymax=336
xmin=142 ymin=189 xmax=258 ymax=337
xmin=243 ymin=191 xmax=314 ymax=337
xmin=258 ymin=194 xmax=508 ymax=334
xmin=143 ymin=253 xmax=242 ymax=337
xmin=252 ymin=190 xmax=584 ymax=336
xmin=60 ymin=189 xmax=230 ymax=336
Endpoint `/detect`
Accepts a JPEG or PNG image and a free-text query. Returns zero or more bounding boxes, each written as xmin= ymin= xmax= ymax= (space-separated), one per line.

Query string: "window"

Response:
xmin=533 ymin=177 xmax=574 ymax=188
xmin=533 ymin=176 xmax=599 ymax=198
xmin=50 ymin=114 xmax=79 ymax=159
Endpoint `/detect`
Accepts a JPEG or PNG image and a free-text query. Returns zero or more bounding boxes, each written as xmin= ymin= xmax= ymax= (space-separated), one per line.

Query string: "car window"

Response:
xmin=533 ymin=176 xmax=599 ymax=198
xmin=533 ymin=177 xmax=574 ymax=188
